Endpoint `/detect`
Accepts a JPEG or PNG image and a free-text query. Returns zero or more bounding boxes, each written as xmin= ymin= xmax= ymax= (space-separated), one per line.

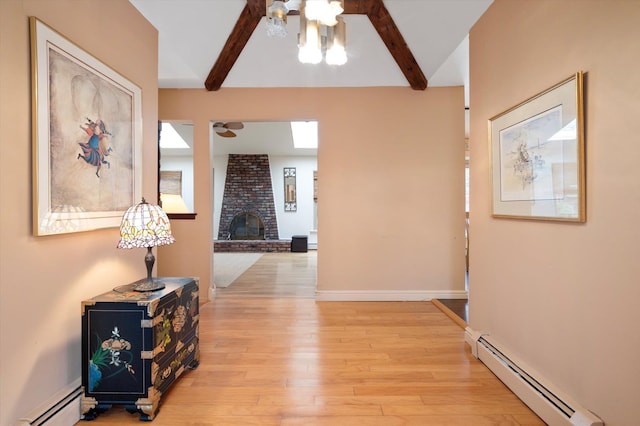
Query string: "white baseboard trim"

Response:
xmin=465 ymin=326 xmax=603 ymax=426
xmin=314 ymin=289 xmax=468 ymax=301
xmin=18 ymin=378 xmax=81 ymax=425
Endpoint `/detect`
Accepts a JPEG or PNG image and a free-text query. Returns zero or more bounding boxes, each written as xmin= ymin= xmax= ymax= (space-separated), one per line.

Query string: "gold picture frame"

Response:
xmin=489 ymin=71 xmax=585 ymax=222
xmin=30 ymin=17 xmax=142 ymax=235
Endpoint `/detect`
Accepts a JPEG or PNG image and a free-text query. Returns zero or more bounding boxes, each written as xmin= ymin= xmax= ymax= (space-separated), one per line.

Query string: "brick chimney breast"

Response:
xmin=218 ymin=154 xmax=279 ymax=240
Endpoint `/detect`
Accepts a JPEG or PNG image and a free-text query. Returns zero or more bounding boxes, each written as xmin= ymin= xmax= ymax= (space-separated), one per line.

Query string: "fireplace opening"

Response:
xmin=230 ymin=212 xmax=265 ymax=240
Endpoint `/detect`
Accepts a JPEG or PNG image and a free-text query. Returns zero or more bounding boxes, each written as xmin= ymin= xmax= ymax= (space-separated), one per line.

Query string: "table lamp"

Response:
xmin=117 ymin=197 xmax=176 ymax=291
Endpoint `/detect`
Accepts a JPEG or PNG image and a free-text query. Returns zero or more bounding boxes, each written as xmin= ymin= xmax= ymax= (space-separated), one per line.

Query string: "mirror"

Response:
xmin=284 ymin=167 xmax=297 ymax=211
xmin=158 ymin=121 xmax=196 ymax=218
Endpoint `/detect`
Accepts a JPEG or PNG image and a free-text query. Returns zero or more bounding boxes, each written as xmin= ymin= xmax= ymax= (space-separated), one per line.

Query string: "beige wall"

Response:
xmin=469 ymin=1 xmax=640 ymax=424
xmin=159 ymin=87 xmax=466 ymax=299
xmin=0 ymin=1 xmax=464 ymax=422
xmin=0 ymin=1 xmax=158 ymax=424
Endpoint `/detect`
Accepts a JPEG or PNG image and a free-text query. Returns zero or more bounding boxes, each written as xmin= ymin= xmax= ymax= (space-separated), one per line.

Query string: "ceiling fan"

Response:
xmin=213 ymin=121 xmax=244 ymax=138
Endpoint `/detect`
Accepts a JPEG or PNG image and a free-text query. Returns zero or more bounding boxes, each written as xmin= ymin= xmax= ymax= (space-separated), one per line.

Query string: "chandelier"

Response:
xmin=266 ymin=0 xmax=347 ymax=66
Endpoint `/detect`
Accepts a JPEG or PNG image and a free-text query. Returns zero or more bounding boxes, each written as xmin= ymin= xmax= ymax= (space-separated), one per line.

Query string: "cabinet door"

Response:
xmin=83 ymin=305 xmax=150 ymax=399
xmin=153 ymin=281 xmax=199 ymax=363
xmin=151 ymin=280 xmax=199 ymax=392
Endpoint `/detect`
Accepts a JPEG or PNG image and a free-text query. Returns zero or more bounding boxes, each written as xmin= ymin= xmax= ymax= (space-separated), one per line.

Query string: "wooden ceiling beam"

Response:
xmin=343 ymin=0 xmax=377 ymax=14
xmin=246 ymin=0 xmax=266 ymax=16
xmin=365 ymin=0 xmax=427 ymax=90
xmin=204 ymin=3 xmax=262 ymax=91
xmin=205 ymin=0 xmax=427 ymax=91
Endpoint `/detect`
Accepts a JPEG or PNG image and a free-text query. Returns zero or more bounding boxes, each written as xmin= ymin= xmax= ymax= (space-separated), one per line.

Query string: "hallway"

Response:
xmin=76 ymin=296 xmax=543 ymax=425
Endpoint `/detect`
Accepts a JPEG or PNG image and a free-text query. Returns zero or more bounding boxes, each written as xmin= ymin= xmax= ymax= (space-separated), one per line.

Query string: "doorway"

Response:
xmin=212 ymin=121 xmax=318 ymax=296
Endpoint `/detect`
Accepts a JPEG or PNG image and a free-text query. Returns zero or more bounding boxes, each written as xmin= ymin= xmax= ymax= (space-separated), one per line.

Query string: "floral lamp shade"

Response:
xmin=118 ymin=198 xmax=175 ymax=249
xmin=117 ymin=198 xmax=175 ymax=291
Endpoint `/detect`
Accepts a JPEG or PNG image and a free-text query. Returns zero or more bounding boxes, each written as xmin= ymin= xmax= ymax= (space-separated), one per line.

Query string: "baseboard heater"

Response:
xmin=465 ymin=329 xmax=603 ymax=426
xmin=17 ymin=379 xmax=81 ymax=426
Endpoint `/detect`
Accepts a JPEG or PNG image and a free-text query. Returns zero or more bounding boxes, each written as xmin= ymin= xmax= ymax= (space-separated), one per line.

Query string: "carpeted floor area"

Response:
xmin=216 ymin=252 xmax=317 ymax=298
xmin=213 ymin=252 xmax=263 ymax=288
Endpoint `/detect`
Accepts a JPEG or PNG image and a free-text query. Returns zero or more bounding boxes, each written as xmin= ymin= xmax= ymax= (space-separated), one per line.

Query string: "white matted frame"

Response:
xmin=489 ymin=71 xmax=585 ymax=222
xmin=30 ymin=17 xmax=142 ymax=236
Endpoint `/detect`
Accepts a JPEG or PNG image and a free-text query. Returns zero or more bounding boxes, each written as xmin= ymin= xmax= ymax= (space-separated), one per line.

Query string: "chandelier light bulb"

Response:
xmin=329 ymin=0 xmax=344 ymax=15
xmin=304 ymin=0 xmax=327 ymax=21
xmin=292 ymin=0 xmax=347 ymax=66
xmin=266 ymin=0 xmax=289 ymax=37
xmin=298 ymin=20 xmax=323 ymax=64
xmin=325 ymin=45 xmax=347 ymax=65
xmin=298 ymin=5 xmax=322 ymax=64
xmin=325 ymin=16 xmax=347 ymax=65
xmin=304 ymin=0 xmax=340 ymax=26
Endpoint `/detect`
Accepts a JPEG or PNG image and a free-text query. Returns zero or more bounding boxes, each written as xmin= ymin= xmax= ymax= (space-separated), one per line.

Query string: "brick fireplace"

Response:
xmin=216 ymin=154 xmax=288 ymax=252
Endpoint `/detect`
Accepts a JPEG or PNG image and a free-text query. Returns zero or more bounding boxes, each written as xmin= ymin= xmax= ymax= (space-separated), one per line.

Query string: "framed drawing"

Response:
xmin=284 ymin=167 xmax=297 ymax=212
xmin=30 ymin=17 xmax=142 ymax=236
xmin=489 ymin=71 xmax=585 ymax=222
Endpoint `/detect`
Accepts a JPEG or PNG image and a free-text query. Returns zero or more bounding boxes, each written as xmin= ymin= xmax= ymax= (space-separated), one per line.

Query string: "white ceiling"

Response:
xmin=129 ymin=0 xmax=493 ymax=104
xmin=139 ymin=0 xmax=492 ymax=157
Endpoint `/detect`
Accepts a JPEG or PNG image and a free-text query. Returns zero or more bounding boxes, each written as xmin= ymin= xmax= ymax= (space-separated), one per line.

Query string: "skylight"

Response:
xmin=291 ymin=121 xmax=318 ymax=149
xmin=160 ymin=122 xmax=189 ymax=149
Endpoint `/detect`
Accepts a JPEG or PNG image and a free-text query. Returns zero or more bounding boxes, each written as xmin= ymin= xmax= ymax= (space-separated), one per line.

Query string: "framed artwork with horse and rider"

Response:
xmin=30 ymin=17 xmax=142 ymax=236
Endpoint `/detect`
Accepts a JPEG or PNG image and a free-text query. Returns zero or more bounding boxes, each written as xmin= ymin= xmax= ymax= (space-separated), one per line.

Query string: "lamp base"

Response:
xmin=132 ymin=277 xmax=166 ymax=292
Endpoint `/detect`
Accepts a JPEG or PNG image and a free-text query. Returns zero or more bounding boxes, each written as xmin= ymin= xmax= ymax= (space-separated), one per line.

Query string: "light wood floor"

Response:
xmin=76 ymin=252 xmax=543 ymax=425
xmin=216 ymin=252 xmax=317 ymax=298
